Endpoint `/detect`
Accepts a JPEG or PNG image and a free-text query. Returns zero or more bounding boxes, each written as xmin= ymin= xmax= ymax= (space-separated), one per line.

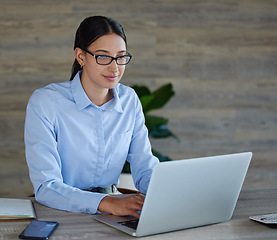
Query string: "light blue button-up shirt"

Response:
xmin=24 ymin=71 xmax=159 ymax=214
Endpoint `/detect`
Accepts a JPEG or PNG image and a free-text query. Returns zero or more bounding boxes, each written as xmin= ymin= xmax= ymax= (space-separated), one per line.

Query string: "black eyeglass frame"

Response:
xmin=82 ymin=49 xmax=132 ymax=65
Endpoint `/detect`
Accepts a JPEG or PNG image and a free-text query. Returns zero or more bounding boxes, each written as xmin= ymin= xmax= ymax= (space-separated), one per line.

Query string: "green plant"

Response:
xmin=122 ymin=83 xmax=176 ymax=173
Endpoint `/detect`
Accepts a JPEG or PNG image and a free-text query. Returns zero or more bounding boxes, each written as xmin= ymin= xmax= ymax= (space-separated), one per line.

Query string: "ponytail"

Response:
xmin=70 ymin=59 xmax=82 ymax=80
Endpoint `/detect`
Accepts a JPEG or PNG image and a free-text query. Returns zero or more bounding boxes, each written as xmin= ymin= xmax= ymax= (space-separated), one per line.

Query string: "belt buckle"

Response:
xmin=110 ymin=185 xmax=121 ymax=195
xmin=84 ymin=185 xmax=121 ymax=194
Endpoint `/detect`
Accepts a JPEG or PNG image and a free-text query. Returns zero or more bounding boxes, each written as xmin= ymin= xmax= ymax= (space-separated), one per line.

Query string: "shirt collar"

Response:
xmin=105 ymin=87 xmax=123 ymax=113
xmin=71 ymin=71 xmax=92 ymax=110
xmin=71 ymin=71 xmax=123 ymax=113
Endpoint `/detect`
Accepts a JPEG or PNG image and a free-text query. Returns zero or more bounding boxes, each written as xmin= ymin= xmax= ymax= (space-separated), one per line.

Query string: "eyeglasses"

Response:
xmin=83 ymin=49 xmax=132 ymax=65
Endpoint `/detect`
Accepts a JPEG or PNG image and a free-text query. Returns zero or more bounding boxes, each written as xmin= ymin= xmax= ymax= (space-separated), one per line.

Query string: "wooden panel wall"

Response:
xmin=0 ymin=0 xmax=276 ymax=197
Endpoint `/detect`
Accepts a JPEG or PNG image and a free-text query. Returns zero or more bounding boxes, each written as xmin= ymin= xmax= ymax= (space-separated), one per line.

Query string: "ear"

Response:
xmin=74 ymin=47 xmax=85 ymax=67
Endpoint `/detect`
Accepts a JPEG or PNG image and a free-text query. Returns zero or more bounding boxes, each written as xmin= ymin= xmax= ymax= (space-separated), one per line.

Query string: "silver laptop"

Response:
xmin=93 ymin=152 xmax=252 ymax=237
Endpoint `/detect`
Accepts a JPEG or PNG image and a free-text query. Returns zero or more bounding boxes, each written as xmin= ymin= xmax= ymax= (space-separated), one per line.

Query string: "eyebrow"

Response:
xmin=94 ymin=49 xmax=127 ymax=54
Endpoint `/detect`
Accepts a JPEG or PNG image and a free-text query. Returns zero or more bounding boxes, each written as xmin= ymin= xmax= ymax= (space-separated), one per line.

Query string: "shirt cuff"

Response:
xmin=69 ymin=189 xmax=108 ymax=214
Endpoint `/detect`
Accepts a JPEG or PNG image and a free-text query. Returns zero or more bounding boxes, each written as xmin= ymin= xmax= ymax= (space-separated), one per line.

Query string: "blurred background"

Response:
xmin=0 ymin=0 xmax=276 ymax=197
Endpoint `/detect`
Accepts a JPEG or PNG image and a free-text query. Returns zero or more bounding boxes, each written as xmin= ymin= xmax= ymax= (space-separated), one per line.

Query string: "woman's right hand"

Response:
xmin=98 ymin=193 xmax=145 ymax=218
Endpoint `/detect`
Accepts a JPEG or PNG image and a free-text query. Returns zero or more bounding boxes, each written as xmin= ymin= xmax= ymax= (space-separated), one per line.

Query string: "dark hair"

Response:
xmin=70 ymin=16 xmax=127 ymax=80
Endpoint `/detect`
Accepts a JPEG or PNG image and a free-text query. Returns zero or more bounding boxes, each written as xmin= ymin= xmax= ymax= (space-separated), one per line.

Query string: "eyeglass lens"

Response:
xmin=96 ymin=55 xmax=131 ymax=65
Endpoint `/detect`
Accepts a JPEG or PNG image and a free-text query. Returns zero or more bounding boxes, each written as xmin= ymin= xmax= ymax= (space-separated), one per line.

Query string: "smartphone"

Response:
xmin=19 ymin=220 xmax=58 ymax=240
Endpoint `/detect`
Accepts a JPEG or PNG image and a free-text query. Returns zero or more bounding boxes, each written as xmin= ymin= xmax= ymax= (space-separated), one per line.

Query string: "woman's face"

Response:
xmin=80 ymin=33 xmax=127 ymax=93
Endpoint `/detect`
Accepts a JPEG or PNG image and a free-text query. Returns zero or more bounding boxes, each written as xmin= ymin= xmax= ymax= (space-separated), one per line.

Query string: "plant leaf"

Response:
xmin=145 ymin=115 xmax=168 ymax=128
xmin=140 ymin=95 xmax=155 ymax=111
xmin=148 ymin=124 xmax=178 ymax=139
xmin=121 ymin=148 xmax=172 ymax=173
xmin=122 ymin=161 xmax=131 ymax=173
xmin=121 ymin=83 xmax=177 ymax=174
xmin=131 ymin=85 xmax=151 ymax=98
xmin=143 ymin=83 xmax=175 ymax=113
xmin=152 ymin=149 xmax=171 ymax=162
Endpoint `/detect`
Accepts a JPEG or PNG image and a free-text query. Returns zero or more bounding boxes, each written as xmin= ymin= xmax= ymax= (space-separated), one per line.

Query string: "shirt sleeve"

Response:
xmin=24 ymin=90 xmax=107 ymax=214
xmin=128 ymin=92 xmax=159 ymax=194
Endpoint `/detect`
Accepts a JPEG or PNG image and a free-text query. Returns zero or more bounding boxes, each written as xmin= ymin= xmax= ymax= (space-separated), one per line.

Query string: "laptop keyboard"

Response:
xmin=118 ymin=219 xmax=139 ymax=230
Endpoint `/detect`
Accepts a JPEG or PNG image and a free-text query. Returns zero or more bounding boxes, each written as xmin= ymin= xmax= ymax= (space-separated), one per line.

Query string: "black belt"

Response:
xmin=84 ymin=184 xmax=120 ymax=194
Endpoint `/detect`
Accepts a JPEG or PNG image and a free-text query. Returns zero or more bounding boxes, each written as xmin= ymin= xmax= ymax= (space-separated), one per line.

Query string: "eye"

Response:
xmin=97 ymin=55 xmax=109 ymax=59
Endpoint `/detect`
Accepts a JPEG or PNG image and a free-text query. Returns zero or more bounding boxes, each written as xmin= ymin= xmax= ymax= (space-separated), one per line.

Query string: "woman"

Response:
xmin=24 ymin=16 xmax=159 ymax=218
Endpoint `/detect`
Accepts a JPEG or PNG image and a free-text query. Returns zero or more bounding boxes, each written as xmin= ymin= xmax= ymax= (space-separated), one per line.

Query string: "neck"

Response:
xmin=93 ymin=90 xmax=113 ymax=106
xmin=80 ymin=78 xmax=113 ymax=107
xmin=85 ymin=86 xmax=113 ymax=106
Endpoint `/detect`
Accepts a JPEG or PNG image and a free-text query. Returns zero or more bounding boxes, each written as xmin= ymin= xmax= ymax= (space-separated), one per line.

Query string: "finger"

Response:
xmin=136 ymin=193 xmax=145 ymax=199
xmin=132 ymin=202 xmax=144 ymax=211
xmin=129 ymin=210 xmax=141 ymax=219
xmin=130 ymin=201 xmax=144 ymax=211
xmin=138 ymin=193 xmax=145 ymax=199
xmin=134 ymin=194 xmax=145 ymax=204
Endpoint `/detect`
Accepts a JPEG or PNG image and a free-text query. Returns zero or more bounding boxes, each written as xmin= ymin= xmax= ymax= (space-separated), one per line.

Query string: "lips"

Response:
xmin=104 ymin=75 xmax=118 ymax=82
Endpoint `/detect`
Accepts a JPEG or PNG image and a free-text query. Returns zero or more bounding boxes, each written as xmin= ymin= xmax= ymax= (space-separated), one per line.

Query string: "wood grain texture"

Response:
xmin=0 ymin=0 xmax=276 ymax=197
xmin=1 ymin=189 xmax=277 ymax=239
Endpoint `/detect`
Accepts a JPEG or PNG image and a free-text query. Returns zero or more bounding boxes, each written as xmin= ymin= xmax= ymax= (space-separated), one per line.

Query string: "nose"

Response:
xmin=108 ymin=59 xmax=119 ymax=72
